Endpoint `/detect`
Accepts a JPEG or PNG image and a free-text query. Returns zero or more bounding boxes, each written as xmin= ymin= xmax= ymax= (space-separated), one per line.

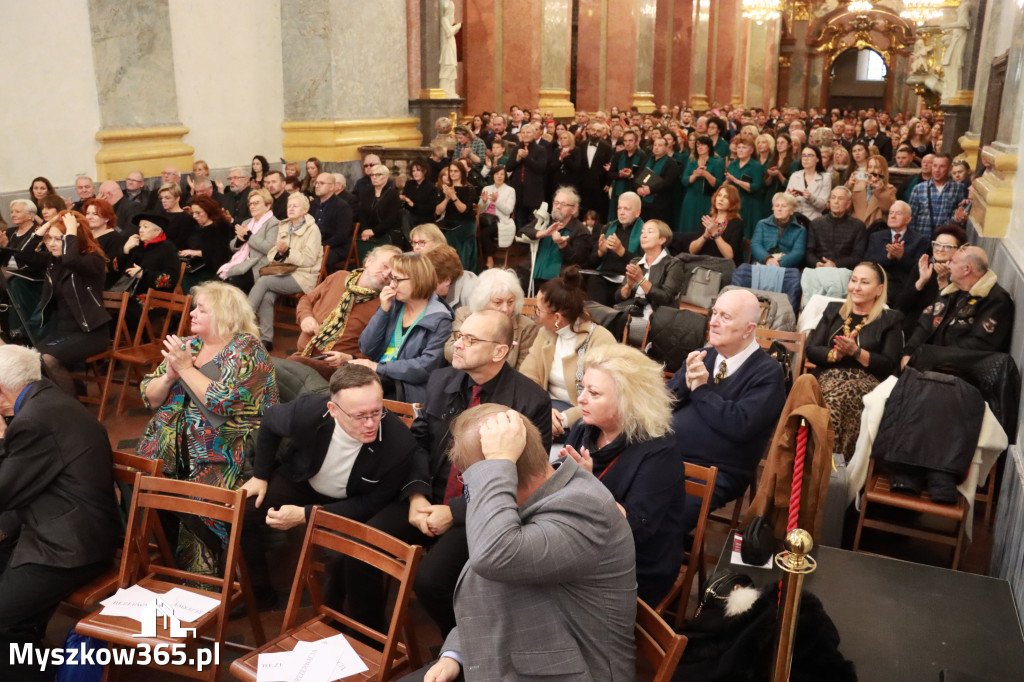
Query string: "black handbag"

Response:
xmin=740 ymin=515 xmax=776 ymax=566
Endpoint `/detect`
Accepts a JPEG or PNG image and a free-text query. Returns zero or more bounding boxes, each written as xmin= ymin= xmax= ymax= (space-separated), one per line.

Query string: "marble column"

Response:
xmin=963 ymin=0 xmax=1012 ymax=160
xmin=689 ymin=0 xmax=712 ymax=109
xmin=88 ymin=0 xmax=193 ymax=181
xmin=743 ymin=18 xmax=779 ymax=109
xmin=730 ymin=4 xmax=747 ymax=107
xmin=786 ymin=19 xmax=810 ymax=107
xmin=632 ymin=0 xmax=658 ymax=112
xmin=538 ymin=0 xmax=576 ymax=117
xmin=942 ymin=0 xmax=988 ymax=157
xmin=281 ymin=0 xmax=422 ymax=163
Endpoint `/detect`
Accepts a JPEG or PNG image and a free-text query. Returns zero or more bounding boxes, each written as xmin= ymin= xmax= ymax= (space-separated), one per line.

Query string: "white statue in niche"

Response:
xmin=439 ymin=0 xmax=461 ymax=98
xmin=941 ymin=0 xmax=972 ymax=100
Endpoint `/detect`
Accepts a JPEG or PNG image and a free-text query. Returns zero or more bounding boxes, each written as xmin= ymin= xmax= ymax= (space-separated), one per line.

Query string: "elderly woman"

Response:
xmin=786 ymin=145 xmax=831 ymax=221
xmin=477 ymin=166 xmax=516 ymax=269
xmin=435 ymin=160 xmax=479 ymax=273
xmin=355 ymin=252 xmax=453 ymax=404
xmin=357 ymin=163 xmax=402 ymax=260
xmin=444 ymin=268 xmax=538 ymax=369
xmin=400 ymin=158 xmax=438 ymax=228
xmin=34 ymin=211 xmax=111 ymax=395
xmin=452 ymin=125 xmax=487 ymax=175
xmin=410 ymin=223 xmax=447 ymax=253
xmin=616 ymin=219 xmax=685 ymax=325
xmin=180 ymin=195 xmax=234 ymax=291
xmin=806 ymin=262 xmax=903 ymax=459
xmin=247 ymin=192 xmax=323 ymax=350
xmin=120 ymin=213 xmax=182 ymax=302
xmin=155 ymin=182 xmax=197 ymax=248
xmin=895 ymin=223 xmax=967 ymax=336
xmin=731 ymin=192 xmax=807 ymax=311
xmin=138 ymin=281 xmax=277 ymax=572
xmin=520 ymin=266 xmax=617 ymax=440
xmin=217 ymin=189 xmax=279 ymax=292
xmin=851 ymin=155 xmax=897 ymax=227
xmin=560 ymin=344 xmax=682 ymax=605
xmin=679 ymin=135 xmax=725 ymax=233
xmin=689 ymin=185 xmax=743 ymax=264
xmin=82 ymin=198 xmax=126 ymax=288
xmin=724 ymin=133 xmax=765 ymax=239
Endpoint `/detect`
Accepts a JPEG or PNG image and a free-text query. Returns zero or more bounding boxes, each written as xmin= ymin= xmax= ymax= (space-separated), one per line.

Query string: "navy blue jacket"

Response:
xmin=864 ymin=228 xmax=929 ymax=304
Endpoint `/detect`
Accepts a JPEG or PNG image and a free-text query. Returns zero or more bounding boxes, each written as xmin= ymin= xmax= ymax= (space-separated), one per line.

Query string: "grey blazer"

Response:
xmin=223 ymin=215 xmax=280 ymax=278
xmin=443 ymin=457 xmax=637 ymax=681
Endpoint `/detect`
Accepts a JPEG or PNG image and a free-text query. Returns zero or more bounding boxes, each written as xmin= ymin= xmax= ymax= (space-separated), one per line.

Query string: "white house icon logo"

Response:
xmin=132 ymin=597 xmax=197 ymax=638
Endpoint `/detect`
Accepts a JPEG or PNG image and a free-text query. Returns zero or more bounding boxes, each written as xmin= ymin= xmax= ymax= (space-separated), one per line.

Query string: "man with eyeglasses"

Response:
xmin=518 ymin=186 xmax=593 ymax=291
xmin=345 ymin=310 xmax=551 ymax=636
xmin=123 ymin=170 xmax=154 ymax=210
xmin=353 ymin=153 xmax=394 ymax=205
xmin=217 ymin=167 xmax=251 ymax=223
xmin=309 ymin=172 xmax=352 ymax=270
xmin=238 ymin=363 xmax=417 ymax=612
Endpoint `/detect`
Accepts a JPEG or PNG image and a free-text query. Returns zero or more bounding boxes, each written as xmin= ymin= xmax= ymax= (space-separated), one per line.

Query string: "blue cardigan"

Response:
xmin=358 ymin=294 xmax=454 ymax=405
xmin=750 ymin=217 xmax=807 ymax=268
xmin=668 ymin=348 xmax=786 ymax=481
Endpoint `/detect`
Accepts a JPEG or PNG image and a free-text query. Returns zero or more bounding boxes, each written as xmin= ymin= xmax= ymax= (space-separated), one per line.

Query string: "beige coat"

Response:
xmin=267 ymin=213 xmax=324 ymax=292
xmin=851 ymin=180 xmax=896 ymax=226
xmin=519 ymin=321 xmax=617 ymax=426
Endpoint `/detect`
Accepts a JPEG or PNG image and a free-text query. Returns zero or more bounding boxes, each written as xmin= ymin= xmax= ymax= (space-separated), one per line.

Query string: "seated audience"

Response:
xmin=519 ymin=186 xmax=593 ymax=290
xmin=355 ymin=252 xmax=453 ymax=404
xmin=264 ymin=171 xmax=289 ymax=220
xmin=850 ymin=154 xmax=896 ymax=226
xmin=119 ymin=213 xmax=182 ymax=325
xmin=247 ymin=192 xmax=324 ymax=350
xmin=0 ymin=346 xmax=121 ymax=680
xmin=70 ymin=176 xmax=96 ymax=213
xmin=357 ymin=164 xmax=402 ymax=259
xmin=310 ymin=172 xmax=353 ymax=270
xmin=426 ymin=244 xmax=473 ymax=310
xmin=520 ymin=267 xmax=617 ymax=440
xmin=400 ymin=158 xmax=439 ymax=229
xmin=615 ymin=219 xmax=685 ymax=323
xmin=217 ymin=189 xmax=279 ymax=292
xmin=444 ymin=267 xmax=539 ymax=369
xmin=561 ymin=344 xmax=682 ymax=605
xmin=28 ymin=176 xmax=58 ymax=214
xmin=155 ymin=181 xmax=197 ymax=247
xmin=668 ymin=289 xmax=786 ymax=539
xmin=81 ymin=198 xmax=126 ymax=288
xmin=240 ymin=363 xmax=415 ymax=610
xmin=786 ymin=145 xmax=831 ymax=221
xmin=477 ymin=165 xmax=516 ymax=269
xmin=299 ymin=157 xmax=321 ymax=197
xmin=290 ymin=244 xmax=401 ymax=379
xmin=137 ymin=282 xmax=277 ymax=572
xmin=864 ymin=200 xmax=929 ymax=305
xmin=181 ymin=195 xmax=234 ymax=291
xmin=353 ymin=311 xmax=550 ymax=636
xmin=588 ymin=191 xmax=644 ymax=305
xmin=801 ymin=186 xmax=867 ymax=301
xmin=249 ymin=154 xmax=269 ymax=189
xmin=218 ymin=167 xmax=252 ymax=224
xmin=434 ymin=160 xmax=479 ymax=273
xmin=403 ymin=404 xmax=635 ymax=682
xmin=894 ymin=223 xmax=966 ymax=336
xmin=687 ymin=184 xmax=743 ymax=264
xmin=731 ymin=192 xmax=806 ymax=311
xmin=97 ymin=180 xmax=141 ymax=231
xmin=806 ymin=262 xmax=903 ymax=459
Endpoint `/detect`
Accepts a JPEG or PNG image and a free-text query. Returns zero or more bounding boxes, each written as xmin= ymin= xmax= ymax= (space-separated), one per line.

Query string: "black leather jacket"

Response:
xmin=39 ymin=235 xmax=110 ymax=333
xmin=806 ymin=302 xmax=903 ymax=379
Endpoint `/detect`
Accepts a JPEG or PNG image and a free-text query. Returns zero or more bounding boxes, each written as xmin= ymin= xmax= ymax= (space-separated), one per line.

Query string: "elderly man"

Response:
xmin=801 ymin=186 xmax=867 ymax=300
xmin=506 ymin=123 xmax=549 ymax=227
xmin=903 ymin=245 xmax=1014 ymax=365
xmin=669 ymin=289 xmax=786 ymax=536
xmin=635 ymin=135 xmax=681 ymax=223
xmin=0 ymin=346 xmax=120 ymax=678
xmin=70 ymin=176 xmax=95 ymax=212
xmin=97 ymin=180 xmax=140 ymax=231
xmin=566 ymin=120 xmax=614 ymax=217
xmin=908 ymin=153 xmax=969 ymax=238
xmin=288 ymin=244 xmax=401 ymax=379
xmin=865 ymin=200 xmax=929 ymax=304
xmin=309 ymin=172 xmax=352 ymax=269
xmin=399 ymin=405 xmax=635 ymax=682
xmin=191 ymin=177 xmax=214 ymax=200
xmin=263 ymin=171 xmax=289 ymax=220
xmin=589 ymin=191 xmax=643 ymax=305
xmin=859 ymin=117 xmax=892 ymax=162
xmin=519 ymin=186 xmax=593 ymax=290
xmin=351 ymin=311 xmax=552 ymax=636
xmin=240 ymin=364 xmax=417 ymax=610
xmin=606 ymin=130 xmax=648 ymax=221
xmin=160 ymin=166 xmax=182 ymax=197
xmin=124 ymin=170 xmax=153 ymax=210
xmin=218 ymin=167 xmax=251 ymax=223
xmin=839 ymin=121 xmax=858 ymax=152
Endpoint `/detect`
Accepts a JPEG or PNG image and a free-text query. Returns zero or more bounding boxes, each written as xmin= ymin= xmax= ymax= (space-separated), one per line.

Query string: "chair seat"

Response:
xmin=865 ymin=474 xmax=967 ymax=520
xmin=230 ymin=616 xmax=382 ymax=681
xmin=112 ymin=343 xmax=164 ymax=365
xmin=65 ymin=570 xmax=119 ymax=610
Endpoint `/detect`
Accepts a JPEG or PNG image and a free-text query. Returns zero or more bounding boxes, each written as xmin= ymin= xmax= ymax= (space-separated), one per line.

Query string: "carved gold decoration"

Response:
xmin=971 ymin=145 xmax=1016 ymax=238
xmin=779 ymin=54 xmax=793 ymax=68
xmin=810 ymin=4 xmax=914 ymax=71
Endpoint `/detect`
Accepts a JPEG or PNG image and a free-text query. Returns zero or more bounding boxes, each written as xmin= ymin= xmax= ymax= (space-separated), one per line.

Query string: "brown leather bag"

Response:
xmin=258 ymin=262 xmax=298 ymax=277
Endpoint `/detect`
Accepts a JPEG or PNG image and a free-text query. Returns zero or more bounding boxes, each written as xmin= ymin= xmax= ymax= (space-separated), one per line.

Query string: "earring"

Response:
xmin=554 ymin=319 xmax=561 ymax=330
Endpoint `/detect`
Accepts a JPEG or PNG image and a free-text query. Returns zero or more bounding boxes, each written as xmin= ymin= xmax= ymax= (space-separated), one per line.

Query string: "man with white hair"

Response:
xmin=333 ymin=171 xmax=360 ymax=216
xmin=668 ymin=289 xmax=786 ymax=537
xmin=0 ymin=346 xmax=120 ymax=678
xmin=864 ymin=200 xmax=929 ymax=304
xmin=506 ymin=123 xmax=549 ymax=227
xmin=70 ymin=176 xmax=96 ymax=212
xmin=589 ymin=191 xmax=643 ymax=304
xmin=310 ymin=171 xmax=353 ymax=270
xmin=519 ymin=186 xmax=593 ymax=290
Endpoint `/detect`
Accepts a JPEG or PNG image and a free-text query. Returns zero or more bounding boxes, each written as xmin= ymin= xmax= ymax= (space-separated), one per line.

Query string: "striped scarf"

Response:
xmin=301 ymin=269 xmax=379 ymax=356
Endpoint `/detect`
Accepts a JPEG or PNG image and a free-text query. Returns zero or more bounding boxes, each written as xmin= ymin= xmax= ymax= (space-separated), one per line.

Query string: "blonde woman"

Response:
xmin=559 ymin=343 xmax=681 ymax=605
xmin=851 ymin=154 xmax=897 ymax=226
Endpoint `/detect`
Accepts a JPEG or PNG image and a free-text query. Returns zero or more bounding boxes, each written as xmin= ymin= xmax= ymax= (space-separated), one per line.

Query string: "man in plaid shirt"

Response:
xmin=907 ymin=153 xmax=968 ymax=237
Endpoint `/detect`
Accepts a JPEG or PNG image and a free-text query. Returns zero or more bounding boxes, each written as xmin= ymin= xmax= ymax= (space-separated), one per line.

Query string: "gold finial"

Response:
xmin=775 ymin=528 xmax=817 ymax=573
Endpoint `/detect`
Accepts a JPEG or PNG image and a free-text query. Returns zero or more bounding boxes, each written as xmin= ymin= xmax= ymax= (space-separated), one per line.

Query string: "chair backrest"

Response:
xmin=383 ymin=399 xmax=420 ymax=428
xmin=112 ymin=449 xmax=161 ymax=485
xmin=283 ymin=507 xmax=422 ymax=681
xmin=317 ymin=246 xmax=331 ymax=283
xmin=102 ymin=291 xmax=134 ymax=354
xmin=756 ymin=327 xmax=806 ymax=381
xmin=635 ymin=598 xmax=688 ymax=682
xmin=133 ymin=289 xmax=193 ymax=346
xmin=172 ymin=261 xmax=188 ymax=295
xmin=684 ymin=462 xmax=718 ymax=573
xmin=521 ymin=297 xmax=538 ymax=320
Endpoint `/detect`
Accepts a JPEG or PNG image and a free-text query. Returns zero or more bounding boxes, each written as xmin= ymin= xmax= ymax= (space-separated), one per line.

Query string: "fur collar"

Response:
xmin=940 ymin=268 xmax=998 ymax=298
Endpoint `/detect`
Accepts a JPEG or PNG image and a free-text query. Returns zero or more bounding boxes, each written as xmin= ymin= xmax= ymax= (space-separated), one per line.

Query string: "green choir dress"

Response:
xmin=713 ymin=137 xmax=730 ymax=159
xmin=727 ymin=158 xmax=766 ymax=239
xmin=679 ymin=156 xmax=725 ymax=233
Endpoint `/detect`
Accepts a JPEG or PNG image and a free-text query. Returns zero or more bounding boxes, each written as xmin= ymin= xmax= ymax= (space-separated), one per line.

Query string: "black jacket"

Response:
xmin=253 ymin=392 xmax=416 ymax=523
xmin=186 ymin=221 xmax=234 ymax=277
xmin=614 ymin=252 xmax=686 ymax=310
xmin=0 ymin=380 xmax=120 ymax=568
xmin=39 ymin=236 xmax=110 ymax=333
xmin=635 ymin=154 xmax=681 ymax=223
xmin=565 ymin=139 xmax=615 ymax=214
xmin=310 ymin=194 xmax=353 ymax=266
xmin=864 ymin=228 xmax=929 ymax=304
xmin=402 ymin=178 xmax=438 ymax=226
xmin=120 ymin=236 xmax=182 ymax=294
xmin=506 ymin=140 xmax=550 ymax=209
xmin=405 ymin=363 xmax=552 ymax=524
xmin=905 ymin=270 xmax=1014 ymax=356
xmin=358 ymin=185 xmax=402 ymax=239
xmin=218 ymin=187 xmax=252 ymax=224
xmin=521 ymin=216 xmax=595 ymax=271
xmin=805 ymin=302 xmax=903 ymax=379
xmin=804 ymin=212 xmax=867 ymax=269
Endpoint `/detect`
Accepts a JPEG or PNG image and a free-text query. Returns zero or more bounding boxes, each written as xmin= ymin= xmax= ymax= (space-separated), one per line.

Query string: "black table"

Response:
xmin=717 ymin=533 xmax=1024 ymax=681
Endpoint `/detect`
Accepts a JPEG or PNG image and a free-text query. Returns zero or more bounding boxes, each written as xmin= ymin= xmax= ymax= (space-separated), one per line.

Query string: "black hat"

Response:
xmin=131 ymin=213 xmax=169 ymax=231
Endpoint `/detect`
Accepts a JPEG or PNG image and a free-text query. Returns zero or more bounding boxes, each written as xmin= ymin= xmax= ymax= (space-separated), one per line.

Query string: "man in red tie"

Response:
xmin=350 ymin=311 xmax=552 ymax=637
xmin=864 ymin=200 xmax=929 ymax=304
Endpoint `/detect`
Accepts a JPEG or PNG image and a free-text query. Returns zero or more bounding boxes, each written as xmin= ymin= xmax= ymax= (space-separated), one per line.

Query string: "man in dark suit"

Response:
xmin=352 ymin=311 xmax=552 ymax=636
xmin=264 ymin=171 xmax=289 ymax=220
xmin=565 ymin=120 xmax=614 ymax=217
xmin=97 ymin=180 xmax=142 ymax=232
xmin=606 ymin=130 xmax=648 ymax=222
xmin=635 ymin=135 xmax=681 ymax=223
xmin=124 ymin=170 xmax=155 ymax=212
xmin=864 ymin=200 xmax=929 ymax=304
xmin=858 ymin=117 xmax=893 ymax=162
xmin=309 ymin=172 xmax=353 ymax=270
xmin=506 ymin=123 xmax=550 ymax=227
xmin=239 ymin=364 xmax=416 ymax=608
xmin=217 ymin=167 xmax=252 ymax=224
xmin=0 ymin=346 xmax=120 ymax=679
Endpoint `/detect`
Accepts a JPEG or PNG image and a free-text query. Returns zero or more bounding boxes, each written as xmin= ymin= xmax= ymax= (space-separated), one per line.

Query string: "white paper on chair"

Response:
xmin=257 ymin=634 xmax=368 ymax=682
xmin=98 ymin=585 xmax=160 ymax=621
xmin=161 ymin=587 xmax=220 ymax=623
xmin=256 ymin=651 xmax=297 ymax=682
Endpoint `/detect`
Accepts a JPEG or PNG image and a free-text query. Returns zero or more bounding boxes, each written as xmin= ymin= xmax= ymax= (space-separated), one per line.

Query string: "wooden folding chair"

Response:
xmin=110 ymin=289 xmax=193 ymax=416
xmin=755 ymin=327 xmax=807 ymax=382
xmin=72 ymin=291 xmax=131 ymax=422
xmin=383 ymin=399 xmax=420 ymax=428
xmin=75 ymin=477 xmax=265 ymax=681
xmin=656 ymin=463 xmax=718 ymax=628
xmin=63 ymin=451 xmax=167 ymax=612
xmin=172 ymin=261 xmax=188 ymax=295
xmin=229 ymin=507 xmax=423 ymax=681
xmin=342 ymin=224 xmax=362 ymax=270
xmin=635 ymin=598 xmax=688 ymax=682
xmin=853 ymin=458 xmax=969 ymax=569
xmin=274 ymin=246 xmax=330 ymax=334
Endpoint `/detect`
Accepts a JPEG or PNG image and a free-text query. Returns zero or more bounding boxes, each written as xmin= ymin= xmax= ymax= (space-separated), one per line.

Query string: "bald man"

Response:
xmin=588 ymin=191 xmax=644 ymax=305
xmin=98 ymin=180 xmax=140 ymax=230
xmin=668 ymin=289 xmax=786 ymax=537
xmin=309 ymin=172 xmax=353 ymax=269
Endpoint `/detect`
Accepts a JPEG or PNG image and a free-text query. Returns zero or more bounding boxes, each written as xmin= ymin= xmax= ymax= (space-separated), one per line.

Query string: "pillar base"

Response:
xmin=94 ymin=126 xmax=194 ymax=182
xmin=938 ymin=104 xmax=972 ymax=157
xmin=946 ymin=89 xmax=974 ymax=106
xmin=282 ymin=118 xmax=424 ymax=162
xmin=971 ymin=145 xmax=1017 ymax=239
xmin=409 ymin=98 xmax=465 ymax=146
xmin=537 ymin=89 xmax=576 ymax=119
xmin=418 ymin=88 xmax=450 ymax=99
xmin=689 ymin=93 xmax=711 ymax=111
xmin=959 ymin=133 xmax=981 ymax=162
xmin=631 ymin=92 xmax=656 ymax=114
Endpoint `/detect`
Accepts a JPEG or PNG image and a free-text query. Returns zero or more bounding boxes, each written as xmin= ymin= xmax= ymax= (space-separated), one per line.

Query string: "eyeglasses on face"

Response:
xmin=452 ymin=331 xmax=501 ymax=347
xmin=931 ymin=241 xmax=958 ymax=251
xmin=389 ymin=275 xmax=410 ymax=283
xmin=331 ymin=401 xmax=388 ymax=423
